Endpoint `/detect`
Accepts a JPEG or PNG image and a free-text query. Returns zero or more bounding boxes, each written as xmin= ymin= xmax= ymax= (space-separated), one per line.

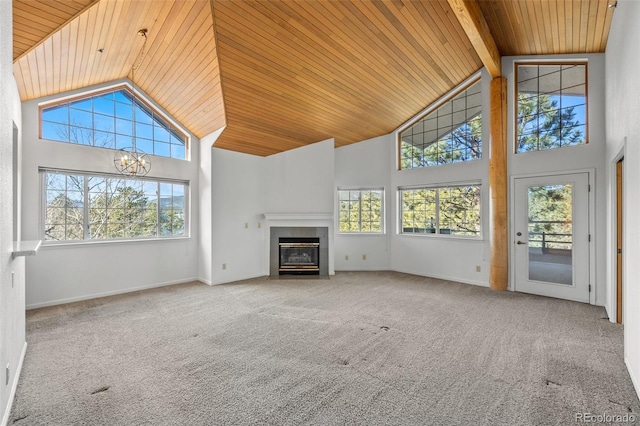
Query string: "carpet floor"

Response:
xmin=9 ymin=271 xmax=640 ymax=425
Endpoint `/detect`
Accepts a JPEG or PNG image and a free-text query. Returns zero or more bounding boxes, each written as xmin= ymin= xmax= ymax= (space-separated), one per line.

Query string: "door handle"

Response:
xmin=516 ymin=241 xmax=527 ymax=245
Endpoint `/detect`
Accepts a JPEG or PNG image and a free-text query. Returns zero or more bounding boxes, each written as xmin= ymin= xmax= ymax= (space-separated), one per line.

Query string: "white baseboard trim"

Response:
xmin=390 ymin=267 xmax=489 ymax=288
xmin=1 ymin=342 xmax=27 ymax=426
xmin=198 ymin=277 xmax=213 ymax=286
xmin=26 ymin=277 xmax=202 ymax=310
xmin=210 ymin=273 xmax=267 ymax=286
xmin=334 ymin=268 xmax=391 ymax=272
xmin=625 ymin=357 xmax=640 ymax=400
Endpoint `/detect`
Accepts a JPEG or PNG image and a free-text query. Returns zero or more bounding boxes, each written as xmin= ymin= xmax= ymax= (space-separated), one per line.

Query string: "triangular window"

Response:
xmin=399 ymin=79 xmax=482 ymax=169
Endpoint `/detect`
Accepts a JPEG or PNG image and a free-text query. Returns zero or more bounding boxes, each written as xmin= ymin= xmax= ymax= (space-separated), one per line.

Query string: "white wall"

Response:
xmin=334 ymin=134 xmax=392 ymax=271
xmin=21 ymin=81 xmax=201 ymax=309
xmin=210 ymin=147 xmax=266 ymax=285
xmin=264 ymin=138 xmax=335 ymax=214
xmin=503 ymin=54 xmax=607 ymax=305
xmin=198 ymin=128 xmax=225 ymax=285
xmin=389 ymin=71 xmax=491 ymax=286
xmin=605 ymin=0 xmax=640 ymax=397
xmin=0 ymin=0 xmax=27 ymax=423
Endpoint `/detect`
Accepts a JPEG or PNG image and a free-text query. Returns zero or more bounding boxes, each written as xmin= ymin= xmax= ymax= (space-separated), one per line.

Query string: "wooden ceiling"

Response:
xmin=12 ymin=0 xmax=615 ymax=156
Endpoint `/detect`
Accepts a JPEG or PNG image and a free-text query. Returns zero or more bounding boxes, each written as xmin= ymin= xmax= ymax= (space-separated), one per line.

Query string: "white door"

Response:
xmin=513 ymin=173 xmax=590 ymax=303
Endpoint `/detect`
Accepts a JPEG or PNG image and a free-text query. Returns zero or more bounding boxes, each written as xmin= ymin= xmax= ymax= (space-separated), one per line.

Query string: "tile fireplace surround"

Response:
xmin=263 ymin=213 xmax=334 ymax=278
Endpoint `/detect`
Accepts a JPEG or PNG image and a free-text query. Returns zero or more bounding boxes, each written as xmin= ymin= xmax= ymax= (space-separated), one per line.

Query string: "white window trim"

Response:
xmin=337 ymin=187 xmax=385 ymax=235
xmin=398 ymin=182 xmax=482 ymax=240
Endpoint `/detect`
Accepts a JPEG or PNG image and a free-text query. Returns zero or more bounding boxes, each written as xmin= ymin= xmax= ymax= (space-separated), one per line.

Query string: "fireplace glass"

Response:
xmin=279 ymin=238 xmax=320 ymax=275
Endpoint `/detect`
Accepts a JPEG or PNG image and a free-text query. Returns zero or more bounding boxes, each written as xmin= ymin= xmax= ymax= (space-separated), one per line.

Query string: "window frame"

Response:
xmin=514 ymin=61 xmax=589 ymax=154
xmin=40 ymin=168 xmax=190 ymax=245
xmin=337 ymin=188 xmax=385 ymax=234
xmin=397 ymin=75 xmax=482 ymax=170
xmin=38 ymin=83 xmax=190 ymax=160
xmin=398 ymin=182 xmax=482 ymax=239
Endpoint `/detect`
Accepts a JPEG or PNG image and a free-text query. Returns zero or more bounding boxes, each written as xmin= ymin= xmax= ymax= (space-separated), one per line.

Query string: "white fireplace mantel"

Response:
xmin=263 ymin=213 xmax=333 ymax=223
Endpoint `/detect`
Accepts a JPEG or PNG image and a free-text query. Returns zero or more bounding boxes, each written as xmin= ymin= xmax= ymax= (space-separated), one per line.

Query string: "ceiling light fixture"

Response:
xmin=114 ymin=28 xmax=151 ymax=177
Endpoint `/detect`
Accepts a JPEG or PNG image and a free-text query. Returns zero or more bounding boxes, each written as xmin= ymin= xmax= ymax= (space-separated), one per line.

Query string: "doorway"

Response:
xmin=513 ymin=173 xmax=590 ymax=303
xmin=616 ymin=159 xmax=623 ymax=323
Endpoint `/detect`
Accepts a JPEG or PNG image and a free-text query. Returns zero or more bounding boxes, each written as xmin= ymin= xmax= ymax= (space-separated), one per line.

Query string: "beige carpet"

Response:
xmin=9 ymin=271 xmax=640 ymax=425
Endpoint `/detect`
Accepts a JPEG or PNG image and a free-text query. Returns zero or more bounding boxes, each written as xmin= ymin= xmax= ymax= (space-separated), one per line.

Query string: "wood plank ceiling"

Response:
xmin=12 ymin=0 xmax=615 ymax=157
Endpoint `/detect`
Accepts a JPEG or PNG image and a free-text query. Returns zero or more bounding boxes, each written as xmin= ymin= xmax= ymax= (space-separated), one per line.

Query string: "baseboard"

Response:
xmin=1 ymin=342 xmax=27 ymax=426
xmin=26 ymin=277 xmax=201 ymax=310
xmin=198 ymin=277 xmax=212 ymax=286
xmin=334 ymin=267 xmax=391 ymax=272
xmin=391 ymin=267 xmax=489 ymax=288
xmin=210 ymin=273 xmax=267 ymax=286
xmin=625 ymin=357 xmax=640 ymax=401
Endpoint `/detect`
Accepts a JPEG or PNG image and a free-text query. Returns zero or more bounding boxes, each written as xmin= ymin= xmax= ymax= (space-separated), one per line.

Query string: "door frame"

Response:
xmin=509 ymin=168 xmax=596 ymax=305
xmin=610 ymin=144 xmax=626 ymax=323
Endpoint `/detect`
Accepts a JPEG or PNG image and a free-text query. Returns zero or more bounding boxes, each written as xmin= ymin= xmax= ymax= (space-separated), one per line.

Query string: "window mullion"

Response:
xmin=358 ymin=191 xmax=363 ymax=232
xmin=156 ymin=182 xmax=160 ymax=238
xmin=83 ymin=176 xmax=89 ymax=240
xmin=435 ymin=189 xmax=440 ymax=234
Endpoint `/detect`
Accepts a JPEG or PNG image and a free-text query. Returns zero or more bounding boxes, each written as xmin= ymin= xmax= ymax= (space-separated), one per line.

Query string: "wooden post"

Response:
xmin=489 ymin=77 xmax=508 ymax=291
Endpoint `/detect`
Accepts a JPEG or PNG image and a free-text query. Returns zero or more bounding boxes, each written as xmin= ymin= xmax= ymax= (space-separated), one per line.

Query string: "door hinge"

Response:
xmin=588 ymin=184 xmax=591 ymax=192
xmin=588 ymin=234 xmax=591 ymax=242
xmin=589 ymin=284 xmax=591 ymax=293
xmin=618 ymin=248 xmax=622 ymax=254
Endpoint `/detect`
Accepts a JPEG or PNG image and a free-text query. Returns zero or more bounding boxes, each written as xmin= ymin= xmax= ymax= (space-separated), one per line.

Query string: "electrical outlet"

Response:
xmin=6 ymin=364 xmax=9 ymax=386
xmin=257 ymin=222 xmax=262 ymax=228
xmin=222 ymin=263 xmax=227 ymax=270
xmin=244 ymin=222 xmax=248 ymax=229
xmin=345 ymin=255 xmax=349 ymax=261
xmin=476 ymin=265 xmax=481 ymax=272
xmin=362 ymin=254 xmax=367 ymax=261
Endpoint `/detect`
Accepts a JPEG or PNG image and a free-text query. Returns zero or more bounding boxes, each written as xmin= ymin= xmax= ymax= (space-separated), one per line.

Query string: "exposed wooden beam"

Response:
xmin=489 ymin=77 xmax=508 ymax=291
xmin=447 ymin=0 xmax=501 ymax=78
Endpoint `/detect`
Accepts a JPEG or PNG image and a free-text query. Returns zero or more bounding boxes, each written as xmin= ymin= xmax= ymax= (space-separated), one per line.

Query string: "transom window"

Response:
xmin=40 ymin=86 xmax=188 ymax=160
xmin=338 ymin=189 xmax=384 ymax=233
xmin=399 ymin=79 xmax=482 ymax=170
xmin=400 ymin=185 xmax=481 ymax=237
xmin=42 ymin=169 xmax=187 ymax=242
xmin=516 ymin=63 xmax=587 ymax=152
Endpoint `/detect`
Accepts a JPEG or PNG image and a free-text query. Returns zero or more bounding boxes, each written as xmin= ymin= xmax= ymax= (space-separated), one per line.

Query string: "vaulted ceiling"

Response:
xmin=12 ymin=0 xmax=615 ymax=156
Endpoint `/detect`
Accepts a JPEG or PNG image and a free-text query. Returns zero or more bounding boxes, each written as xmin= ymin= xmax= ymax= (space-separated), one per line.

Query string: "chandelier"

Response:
xmin=114 ymin=29 xmax=151 ymax=177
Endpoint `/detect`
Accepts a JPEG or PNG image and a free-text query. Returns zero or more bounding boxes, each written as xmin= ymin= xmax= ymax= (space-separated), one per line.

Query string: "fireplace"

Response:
xmin=279 ymin=238 xmax=320 ymax=275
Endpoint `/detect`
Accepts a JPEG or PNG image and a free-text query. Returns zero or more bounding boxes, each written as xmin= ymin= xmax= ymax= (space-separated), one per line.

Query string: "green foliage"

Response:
xmin=339 ymin=190 xmax=382 ymax=233
xmin=401 ymin=186 xmax=480 ymax=236
xmin=527 ymin=184 xmax=572 ymax=250
xmin=400 ymin=115 xmax=481 ymax=170
xmin=88 ymin=185 xmax=158 ymax=239
xmin=516 ymin=93 xmax=584 ymax=152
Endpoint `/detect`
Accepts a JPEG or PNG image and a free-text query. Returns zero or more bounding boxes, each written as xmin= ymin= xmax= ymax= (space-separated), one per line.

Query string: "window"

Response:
xmin=516 ymin=63 xmax=587 ymax=152
xmin=400 ymin=185 xmax=481 ymax=237
xmin=338 ymin=189 xmax=383 ymax=233
xmin=399 ymin=79 xmax=482 ymax=169
xmin=42 ymin=169 xmax=187 ymax=242
xmin=40 ymin=86 xmax=188 ymax=159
